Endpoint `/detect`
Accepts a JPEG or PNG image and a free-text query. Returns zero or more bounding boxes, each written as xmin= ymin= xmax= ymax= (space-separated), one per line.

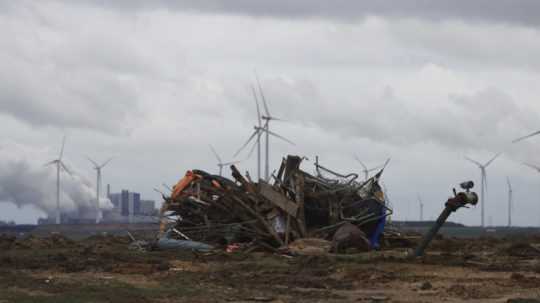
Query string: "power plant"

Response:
xmin=38 ymin=184 xmax=157 ymax=225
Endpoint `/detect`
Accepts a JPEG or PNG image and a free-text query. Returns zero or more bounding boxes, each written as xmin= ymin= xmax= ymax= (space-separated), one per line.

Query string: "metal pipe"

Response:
xmin=413 ymin=206 xmax=453 ymax=257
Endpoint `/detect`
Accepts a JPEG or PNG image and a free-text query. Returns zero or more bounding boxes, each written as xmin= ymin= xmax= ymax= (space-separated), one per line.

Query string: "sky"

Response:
xmin=2 ymin=1 xmax=540 ymax=226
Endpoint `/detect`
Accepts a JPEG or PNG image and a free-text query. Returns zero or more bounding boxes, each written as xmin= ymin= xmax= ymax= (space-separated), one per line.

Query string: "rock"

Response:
xmin=511 ymin=273 xmax=525 ymax=280
xmin=420 ymin=281 xmax=433 ymax=290
xmin=331 ymin=222 xmax=371 ymax=253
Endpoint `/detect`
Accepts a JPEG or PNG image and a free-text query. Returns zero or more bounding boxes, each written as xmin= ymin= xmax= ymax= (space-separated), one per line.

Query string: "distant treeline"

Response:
xmin=0 ymin=224 xmax=36 ymax=233
xmin=392 ymin=221 xmax=466 ymax=228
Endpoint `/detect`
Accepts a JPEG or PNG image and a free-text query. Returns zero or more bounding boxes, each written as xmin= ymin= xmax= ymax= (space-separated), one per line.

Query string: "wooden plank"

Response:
xmin=232 ymin=196 xmax=284 ymax=247
xmin=285 ymin=214 xmax=291 ymax=245
xmin=294 ymin=172 xmax=307 ymax=237
xmin=275 ymin=158 xmax=286 ymax=186
xmin=231 ymin=165 xmax=256 ymax=193
xmin=259 ymin=181 xmax=298 ymax=218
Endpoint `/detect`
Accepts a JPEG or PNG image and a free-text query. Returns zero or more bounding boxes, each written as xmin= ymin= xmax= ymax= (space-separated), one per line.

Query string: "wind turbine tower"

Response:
xmin=418 ymin=194 xmax=424 ymax=221
xmin=465 ymin=153 xmax=501 ymax=228
xmin=87 ymin=157 xmax=113 ymax=224
xmin=45 ymin=136 xmax=72 ymax=225
xmin=255 ymin=74 xmax=294 ymax=181
xmin=506 ymin=176 xmax=513 ymax=227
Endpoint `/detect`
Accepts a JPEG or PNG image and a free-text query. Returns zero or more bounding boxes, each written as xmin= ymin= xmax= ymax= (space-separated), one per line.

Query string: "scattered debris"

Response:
xmin=158 ymin=155 xmax=391 ymax=253
xmin=156 ymin=230 xmax=214 ymax=252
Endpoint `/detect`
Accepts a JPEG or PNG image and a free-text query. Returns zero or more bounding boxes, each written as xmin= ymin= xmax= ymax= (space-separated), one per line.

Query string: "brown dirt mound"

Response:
xmin=0 ymin=234 xmax=17 ymax=249
xmin=501 ymin=243 xmax=540 ymax=257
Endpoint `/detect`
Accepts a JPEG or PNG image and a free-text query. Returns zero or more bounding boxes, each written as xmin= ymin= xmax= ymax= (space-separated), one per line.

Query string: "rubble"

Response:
xmin=158 ymin=155 xmax=391 ymax=253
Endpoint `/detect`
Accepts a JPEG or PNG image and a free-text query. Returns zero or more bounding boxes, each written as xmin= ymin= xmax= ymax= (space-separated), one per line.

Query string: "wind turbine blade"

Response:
xmin=100 ymin=157 xmax=114 ymax=168
xmin=255 ymin=72 xmax=270 ymax=117
xmin=86 ymin=156 xmax=99 ymax=168
xmin=44 ymin=160 xmax=57 ymax=167
xmin=269 ymin=116 xmax=287 ymax=122
xmin=234 ymin=130 xmax=259 ymax=157
xmin=209 ymin=145 xmax=222 ymax=163
xmin=222 ymin=161 xmax=241 ymax=166
xmin=464 ymin=156 xmax=483 ymax=167
xmin=522 ymin=162 xmax=540 ymax=173
xmin=60 ymin=161 xmax=73 ymax=176
xmin=59 ymin=135 xmax=66 ymax=160
xmin=251 ymin=85 xmax=262 ymax=127
xmin=246 ymin=134 xmax=259 ymax=159
xmin=512 ymin=130 xmax=540 ymax=143
xmin=484 ymin=152 xmax=501 ymax=167
xmin=264 ymin=129 xmax=295 ymax=145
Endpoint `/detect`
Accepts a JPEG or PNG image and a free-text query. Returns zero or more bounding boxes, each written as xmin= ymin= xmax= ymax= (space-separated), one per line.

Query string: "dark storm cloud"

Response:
xmin=0 ymin=2 xmax=149 ymax=133
xmin=88 ymin=0 xmax=540 ymax=27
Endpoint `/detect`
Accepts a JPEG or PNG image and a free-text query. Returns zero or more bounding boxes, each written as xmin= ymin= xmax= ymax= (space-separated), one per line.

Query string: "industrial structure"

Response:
xmin=38 ymin=184 xmax=157 ymax=225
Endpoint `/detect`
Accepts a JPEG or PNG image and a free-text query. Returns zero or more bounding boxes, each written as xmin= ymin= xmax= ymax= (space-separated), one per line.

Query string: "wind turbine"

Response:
xmin=45 ymin=136 xmax=72 ymax=225
xmin=506 ymin=176 xmax=513 ymax=227
xmin=417 ymin=194 xmax=424 ymax=221
xmin=255 ymin=74 xmax=295 ymax=181
xmin=236 ymin=78 xmax=294 ymax=181
xmin=354 ymin=156 xmax=385 ymax=180
xmin=464 ymin=153 xmax=501 ymax=227
xmin=210 ymin=145 xmax=239 ymax=176
xmin=87 ymin=156 xmax=113 ymax=224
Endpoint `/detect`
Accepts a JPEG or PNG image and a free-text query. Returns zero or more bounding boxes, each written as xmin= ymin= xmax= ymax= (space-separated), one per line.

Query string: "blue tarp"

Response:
xmin=157 ymin=231 xmax=214 ymax=252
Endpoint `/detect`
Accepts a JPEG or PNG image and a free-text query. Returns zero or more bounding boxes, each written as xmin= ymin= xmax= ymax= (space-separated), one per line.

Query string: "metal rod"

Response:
xmin=413 ymin=206 xmax=453 ymax=257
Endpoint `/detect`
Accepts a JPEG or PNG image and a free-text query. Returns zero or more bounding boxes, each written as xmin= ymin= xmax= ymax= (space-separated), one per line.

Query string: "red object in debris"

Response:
xmin=226 ymin=243 xmax=241 ymax=253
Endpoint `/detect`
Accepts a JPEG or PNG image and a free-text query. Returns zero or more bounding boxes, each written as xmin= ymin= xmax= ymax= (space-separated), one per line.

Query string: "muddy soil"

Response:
xmin=1 ymin=233 xmax=540 ymax=302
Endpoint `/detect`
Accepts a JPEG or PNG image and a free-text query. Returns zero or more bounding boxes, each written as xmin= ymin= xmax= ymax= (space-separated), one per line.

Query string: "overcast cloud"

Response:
xmin=2 ymin=1 xmax=540 ymax=226
xmin=76 ymin=1 xmax=540 ymax=28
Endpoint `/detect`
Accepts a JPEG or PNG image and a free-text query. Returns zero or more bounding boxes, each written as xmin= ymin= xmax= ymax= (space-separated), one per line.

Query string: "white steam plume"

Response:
xmin=0 ymin=142 xmax=113 ymax=218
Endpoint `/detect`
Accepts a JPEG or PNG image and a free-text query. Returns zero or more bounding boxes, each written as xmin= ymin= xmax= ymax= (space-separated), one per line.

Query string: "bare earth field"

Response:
xmin=1 ymin=234 xmax=540 ymax=303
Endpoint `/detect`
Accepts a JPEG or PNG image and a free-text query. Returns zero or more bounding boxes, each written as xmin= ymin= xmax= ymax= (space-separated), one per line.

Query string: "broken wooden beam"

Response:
xmin=258 ymin=181 xmax=298 ymax=218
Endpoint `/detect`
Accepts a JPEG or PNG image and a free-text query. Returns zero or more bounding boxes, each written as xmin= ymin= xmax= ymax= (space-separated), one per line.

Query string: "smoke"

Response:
xmin=0 ymin=142 xmax=113 ymax=218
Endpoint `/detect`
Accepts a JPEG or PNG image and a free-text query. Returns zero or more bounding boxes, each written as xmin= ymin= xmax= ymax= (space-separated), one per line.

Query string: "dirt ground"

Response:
xmin=1 ymin=233 xmax=540 ymax=302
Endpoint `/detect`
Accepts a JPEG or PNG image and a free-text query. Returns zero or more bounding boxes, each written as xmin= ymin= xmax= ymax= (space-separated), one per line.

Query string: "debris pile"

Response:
xmin=158 ymin=155 xmax=391 ymax=253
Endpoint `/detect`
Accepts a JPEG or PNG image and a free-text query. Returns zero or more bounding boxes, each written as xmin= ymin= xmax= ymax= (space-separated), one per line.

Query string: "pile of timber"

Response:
xmin=159 ymin=155 xmax=390 ymax=252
